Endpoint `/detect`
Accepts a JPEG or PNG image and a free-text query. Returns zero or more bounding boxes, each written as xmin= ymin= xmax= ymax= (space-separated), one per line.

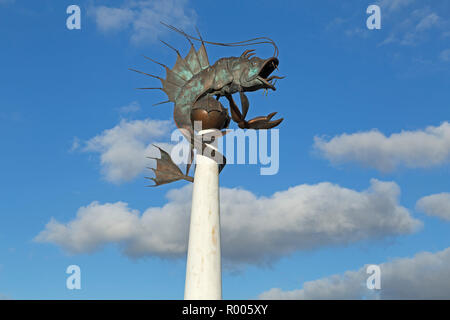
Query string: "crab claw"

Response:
xmin=240 ymin=112 xmax=284 ymax=129
xmin=225 ymin=93 xmax=283 ymax=130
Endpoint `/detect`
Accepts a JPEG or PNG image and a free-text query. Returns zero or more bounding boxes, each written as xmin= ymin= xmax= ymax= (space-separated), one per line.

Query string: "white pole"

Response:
xmin=184 ymin=130 xmax=222 ymax=300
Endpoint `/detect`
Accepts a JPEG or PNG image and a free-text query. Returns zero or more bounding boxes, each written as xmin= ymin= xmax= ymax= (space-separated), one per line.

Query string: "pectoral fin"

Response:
xmin=146 ymin=145 xmax=193 ymax=187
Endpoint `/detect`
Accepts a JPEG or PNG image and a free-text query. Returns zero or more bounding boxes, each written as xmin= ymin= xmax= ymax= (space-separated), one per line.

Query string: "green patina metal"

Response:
xmin=131 ymin=24 xmax=284 ymax=186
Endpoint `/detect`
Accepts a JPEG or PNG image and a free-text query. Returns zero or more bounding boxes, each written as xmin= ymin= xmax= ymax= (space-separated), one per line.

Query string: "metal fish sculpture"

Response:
xmin=130 ymin=23 xmax=284 ymax=186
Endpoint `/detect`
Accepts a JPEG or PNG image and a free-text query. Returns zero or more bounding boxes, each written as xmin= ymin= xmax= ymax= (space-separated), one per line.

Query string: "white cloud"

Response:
xmin=333 ymin=1 xmax=448 ymax=49
xmin=259 ymin=247 xmax=450 ymax=299
xmin=377 ymin=0 xmax=415 ymax=14
xmin=82 ymin=118 xmax=172 ymax=183
xmin=35 ymin=179 xmax=421 ymax=267
xmin=118 ymin=101 xmax=141 ymax=114
xmin=69 ymin=137 xmax=80 ymax=152
xmin=375 ymin=3 xmax=447 ymax=47
xmin=93 ymin=6 xmax=134 ymax=32
xmin=415 ymin=13 xmax=441 ymax=31
xmin=416 ymin=193 xmax=450 ymax=221
xmin=35 ymin=202 xmax=141 ymax=254
xmin=90 ymin=0 xmax=197 ymax=44
xmin=314 ymin=122 xmax=450 ymax=172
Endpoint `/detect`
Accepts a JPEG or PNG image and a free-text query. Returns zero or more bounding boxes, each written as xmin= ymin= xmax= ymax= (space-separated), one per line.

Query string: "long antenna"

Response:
xmin=160 ymin=22 xmax=279 ymax=57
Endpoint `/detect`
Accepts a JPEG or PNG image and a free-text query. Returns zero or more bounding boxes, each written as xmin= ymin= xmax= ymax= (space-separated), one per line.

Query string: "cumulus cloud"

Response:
xmin=90 ymin=0 xmax=197 ymax=44
xmin=314 ymin=122 xmax=450 ymax=172
xmin=35 ymin=179 xmax=421 ymax=267
xmin=82 ymin=118 xmax=173 ymax=183
xmin=259 ymin=247 xmax=450 ymax=299
xmin=416 ymin=193 xmax=450 ymax=221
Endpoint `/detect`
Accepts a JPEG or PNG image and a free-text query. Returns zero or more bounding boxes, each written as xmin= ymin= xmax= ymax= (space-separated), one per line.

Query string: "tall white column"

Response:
xmin=184 ymin=131 xmax=222 ymax=300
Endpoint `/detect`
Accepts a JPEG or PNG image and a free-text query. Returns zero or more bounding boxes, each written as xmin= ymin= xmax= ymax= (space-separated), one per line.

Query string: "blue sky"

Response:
xmin=0 ymin=0 xmax=449 ymax=299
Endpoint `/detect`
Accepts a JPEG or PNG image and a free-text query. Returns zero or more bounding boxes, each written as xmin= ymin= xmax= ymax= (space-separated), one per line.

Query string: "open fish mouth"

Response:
xmin=257 ymin=57 xmax=284 ymax=90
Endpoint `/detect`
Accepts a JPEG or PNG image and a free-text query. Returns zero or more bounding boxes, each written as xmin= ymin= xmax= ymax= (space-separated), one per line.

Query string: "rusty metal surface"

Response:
xmin=191 ymin=96 xmax=230 ymax=131
xmin=131 ymin=23 xmax=284 ymax=186
xmin=145 ymin=146 xmax=193 ymax=186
